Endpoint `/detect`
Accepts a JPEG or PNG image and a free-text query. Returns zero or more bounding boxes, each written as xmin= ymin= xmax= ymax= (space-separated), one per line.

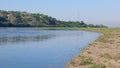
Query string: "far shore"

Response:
xmin=67 ymin=28 xmax=120 ymax=68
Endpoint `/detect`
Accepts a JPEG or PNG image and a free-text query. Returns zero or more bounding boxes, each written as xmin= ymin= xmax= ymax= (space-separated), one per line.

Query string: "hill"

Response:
xmin=0 ymin=10 xmax=107 ymax=27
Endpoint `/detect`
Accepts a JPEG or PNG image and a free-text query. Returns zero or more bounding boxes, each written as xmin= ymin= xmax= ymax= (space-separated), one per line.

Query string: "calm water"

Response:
xmin=0 ymin=28 xmax=100 ymax=68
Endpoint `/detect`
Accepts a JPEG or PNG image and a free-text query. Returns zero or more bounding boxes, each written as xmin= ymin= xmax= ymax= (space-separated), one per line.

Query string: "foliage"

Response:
xmin=0 ymin=10 xmax=107 ymax=27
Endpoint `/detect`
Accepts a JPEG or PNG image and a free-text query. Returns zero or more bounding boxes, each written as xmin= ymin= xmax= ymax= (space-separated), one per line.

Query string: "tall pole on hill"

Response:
xmin=77 ymin=9 xmax=80 ymax=22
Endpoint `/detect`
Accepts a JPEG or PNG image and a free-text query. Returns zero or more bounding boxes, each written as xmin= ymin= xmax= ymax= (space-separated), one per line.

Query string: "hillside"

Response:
xmin=0 ymin=10 xmax=107 ymax=27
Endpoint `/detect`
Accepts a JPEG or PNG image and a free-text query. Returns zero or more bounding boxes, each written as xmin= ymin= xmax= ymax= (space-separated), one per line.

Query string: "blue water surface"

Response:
xmin=0 ymin=28 xmax=100 ymax=68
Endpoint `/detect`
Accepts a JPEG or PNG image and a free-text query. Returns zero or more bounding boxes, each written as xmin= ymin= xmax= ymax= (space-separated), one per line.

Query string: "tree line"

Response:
xmin=0 ymin=10 xmax=107 ymax=28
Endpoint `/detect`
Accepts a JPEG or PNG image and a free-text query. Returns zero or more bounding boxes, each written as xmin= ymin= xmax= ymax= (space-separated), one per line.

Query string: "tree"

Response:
xmin=80 ymin=21 xmax=87 ymax=27
xmin=0 ymin=17 xmax=7 ymax=22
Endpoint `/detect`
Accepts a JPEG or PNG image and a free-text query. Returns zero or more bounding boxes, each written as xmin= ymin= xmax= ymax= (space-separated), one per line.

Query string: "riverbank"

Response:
xmin=67 ymin=28 xmax=120 ymax=68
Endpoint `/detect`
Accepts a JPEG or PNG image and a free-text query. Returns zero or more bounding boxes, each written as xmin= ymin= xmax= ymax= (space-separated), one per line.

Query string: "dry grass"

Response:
xmin=67 ymin=28 xmax=120 ymax=68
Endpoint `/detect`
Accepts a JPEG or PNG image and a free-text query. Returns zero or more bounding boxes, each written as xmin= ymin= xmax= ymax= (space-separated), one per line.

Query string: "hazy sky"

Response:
xmin=0 ymin=0 xmax=120 ymax=27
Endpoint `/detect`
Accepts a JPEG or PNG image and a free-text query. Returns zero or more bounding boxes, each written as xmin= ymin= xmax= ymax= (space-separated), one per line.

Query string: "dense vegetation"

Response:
xmin=0 ymin=10 xmax=107 ymax=27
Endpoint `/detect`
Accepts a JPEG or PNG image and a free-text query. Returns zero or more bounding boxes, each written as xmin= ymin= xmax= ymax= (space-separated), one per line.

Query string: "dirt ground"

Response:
xmin=67 ymin=28 xmax=120 ymax=68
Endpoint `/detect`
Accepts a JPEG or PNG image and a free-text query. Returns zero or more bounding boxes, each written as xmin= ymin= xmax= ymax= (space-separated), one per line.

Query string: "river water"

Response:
xmin=0 ymin=28 xmax=100 ymax=68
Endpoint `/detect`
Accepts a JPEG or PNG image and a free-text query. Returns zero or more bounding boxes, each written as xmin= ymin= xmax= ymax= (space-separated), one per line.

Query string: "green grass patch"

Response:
xmin=89 ymin=63 xmax=106 ymax=68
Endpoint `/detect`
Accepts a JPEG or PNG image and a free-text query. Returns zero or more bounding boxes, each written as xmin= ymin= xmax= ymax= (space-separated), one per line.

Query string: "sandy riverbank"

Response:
xmin=67 ymin=28 xmax=120 ymax=68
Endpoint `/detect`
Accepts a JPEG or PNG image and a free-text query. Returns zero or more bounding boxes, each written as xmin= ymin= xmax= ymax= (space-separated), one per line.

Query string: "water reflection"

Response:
xmin=0 ymin=27 xmax=84 ymax=45
xmin=0 ymin=34 xmax=56 ymax=45
xmin=0 ymin=28 xmax=101 ymax=68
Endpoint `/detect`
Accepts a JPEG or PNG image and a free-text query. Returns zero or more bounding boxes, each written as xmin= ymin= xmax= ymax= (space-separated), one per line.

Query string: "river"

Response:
xmin=0 ymin=28 xmax=100 ymax=68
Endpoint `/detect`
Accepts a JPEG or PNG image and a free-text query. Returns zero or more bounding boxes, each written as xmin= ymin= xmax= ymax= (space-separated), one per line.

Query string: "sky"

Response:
xmin=0 ymin=0 xmax=120 ymax=27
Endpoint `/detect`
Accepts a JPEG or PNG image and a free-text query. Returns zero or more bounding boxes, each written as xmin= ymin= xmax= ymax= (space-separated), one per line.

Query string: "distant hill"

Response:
xmin=0 ymin=10 xmax=107 ymax=27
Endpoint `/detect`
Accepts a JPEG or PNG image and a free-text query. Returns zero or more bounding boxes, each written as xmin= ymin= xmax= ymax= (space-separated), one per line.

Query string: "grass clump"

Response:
xmin=68 ymin=55 xmax=93 ymax=67
xmin=100 ymin=53 xmax=112 ymax=59
xmin=78 ymin=55 xmax=93 ymax=65
xmin=89 ymin=63 xmax=106 ymax=68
